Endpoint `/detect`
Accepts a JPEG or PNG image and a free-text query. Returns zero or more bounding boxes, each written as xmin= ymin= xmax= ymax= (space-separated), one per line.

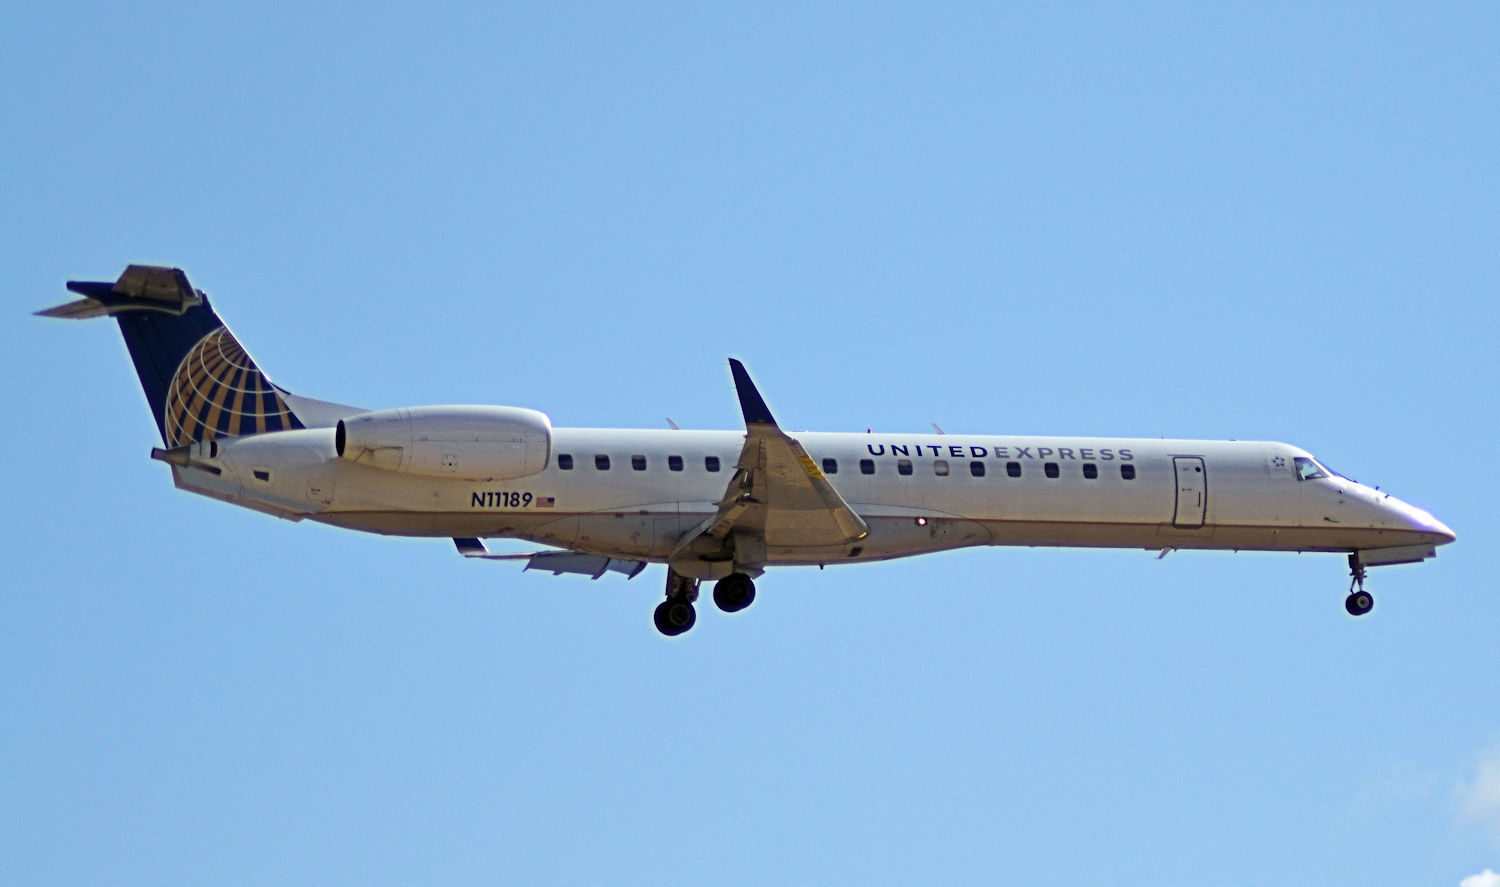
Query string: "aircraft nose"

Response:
xmin=1388 ymin=497 xmax=1456 ymax=546
xmin=1426 ymin=515 xmax=1457 ymax=546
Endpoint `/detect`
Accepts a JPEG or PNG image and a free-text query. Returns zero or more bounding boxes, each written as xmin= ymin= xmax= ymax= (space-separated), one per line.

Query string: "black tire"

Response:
xmin=654 ymin=599 xmax=697 ymax=636
xmin=713 ymin=573 xmax=756 ymax=613
xmin=1344 ymin=591 xmax=1374 ymax=616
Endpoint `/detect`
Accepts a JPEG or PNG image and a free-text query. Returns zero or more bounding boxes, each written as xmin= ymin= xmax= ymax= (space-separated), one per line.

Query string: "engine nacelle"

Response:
xmin=335 ymin=405 xmax=551 ymax=480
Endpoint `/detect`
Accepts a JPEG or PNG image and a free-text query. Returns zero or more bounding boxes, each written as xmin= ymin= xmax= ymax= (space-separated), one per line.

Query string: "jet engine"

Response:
xmin=335 ymin=405 xmax=551 ymax=480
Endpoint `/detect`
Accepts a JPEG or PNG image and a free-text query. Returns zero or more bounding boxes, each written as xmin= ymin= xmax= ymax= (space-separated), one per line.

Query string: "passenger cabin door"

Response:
xmin=1172 ymin=456 xmax=1207 ymax=529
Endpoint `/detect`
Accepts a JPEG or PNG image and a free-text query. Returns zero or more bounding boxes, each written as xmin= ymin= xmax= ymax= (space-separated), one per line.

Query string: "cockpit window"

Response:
xmin=1294 ymin=456 xmax=1327 ymax=481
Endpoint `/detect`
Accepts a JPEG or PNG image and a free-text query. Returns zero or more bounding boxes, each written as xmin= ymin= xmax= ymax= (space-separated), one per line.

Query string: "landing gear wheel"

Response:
xmin=654 ymin=599 xmax=697 ymax=636
xmin=1344 ymin=591 xmax=1374 ymax=617
xmin=713 ymin=573 xmax=757 ymax=613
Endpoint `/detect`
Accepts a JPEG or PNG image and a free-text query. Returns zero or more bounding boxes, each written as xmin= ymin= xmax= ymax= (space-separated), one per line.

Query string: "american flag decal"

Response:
xmin=537 ymin=496 xmax=555 ymax=508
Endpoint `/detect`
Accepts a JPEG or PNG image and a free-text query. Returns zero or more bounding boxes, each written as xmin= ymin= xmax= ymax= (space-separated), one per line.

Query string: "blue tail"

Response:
xmin=39 ymin=265 xmax=303 ymax=446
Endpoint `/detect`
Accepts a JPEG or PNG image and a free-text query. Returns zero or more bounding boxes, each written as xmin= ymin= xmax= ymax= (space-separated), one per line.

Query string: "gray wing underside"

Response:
xmin=453 ymin=538 xmax=647 ymax=579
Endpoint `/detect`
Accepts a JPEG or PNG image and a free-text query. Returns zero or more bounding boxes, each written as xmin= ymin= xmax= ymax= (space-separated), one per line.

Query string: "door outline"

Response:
xmin=1172 ymin=456 xmax=1207 ymax=529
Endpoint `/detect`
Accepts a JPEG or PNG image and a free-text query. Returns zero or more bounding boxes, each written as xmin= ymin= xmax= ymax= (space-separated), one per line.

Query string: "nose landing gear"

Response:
xmin=1345 ymin=554 xmax=1374 ymax=616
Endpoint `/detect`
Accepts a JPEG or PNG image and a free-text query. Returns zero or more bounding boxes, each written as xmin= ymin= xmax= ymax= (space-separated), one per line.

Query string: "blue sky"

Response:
xmin=4 ymin=3 xmax=1498 ymax=884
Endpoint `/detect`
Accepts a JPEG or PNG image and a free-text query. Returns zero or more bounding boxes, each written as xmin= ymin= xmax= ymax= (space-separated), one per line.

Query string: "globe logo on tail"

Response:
xmin=164 ymin=328 xmax=298 ymax=446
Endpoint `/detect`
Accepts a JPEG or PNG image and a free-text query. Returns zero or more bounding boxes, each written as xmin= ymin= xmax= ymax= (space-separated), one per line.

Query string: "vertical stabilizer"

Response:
xmin=38 ymin=265 xmax=303 ymax=445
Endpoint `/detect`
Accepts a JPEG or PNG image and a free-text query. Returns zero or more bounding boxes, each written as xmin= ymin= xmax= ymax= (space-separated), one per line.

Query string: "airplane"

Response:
xmin=40 ymin=265 xmax=1456 ymax=635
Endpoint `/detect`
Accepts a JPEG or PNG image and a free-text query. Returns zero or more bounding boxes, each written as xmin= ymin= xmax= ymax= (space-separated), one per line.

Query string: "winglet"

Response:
xmin=730 ymin=359 xmax=777 ymax=427
xmin=454 ymin=537 xmax=492 ymax=557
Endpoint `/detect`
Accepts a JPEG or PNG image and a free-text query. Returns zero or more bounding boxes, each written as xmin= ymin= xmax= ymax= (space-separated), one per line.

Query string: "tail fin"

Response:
xmin=39 ymin=265 xmax=304 ymax=446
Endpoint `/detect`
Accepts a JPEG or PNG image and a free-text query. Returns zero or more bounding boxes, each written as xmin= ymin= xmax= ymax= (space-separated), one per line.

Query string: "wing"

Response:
xmin=453 ymin=538 xmax=647 ymax=579
xmin=671 ymin=360 xmax=868 ymax=565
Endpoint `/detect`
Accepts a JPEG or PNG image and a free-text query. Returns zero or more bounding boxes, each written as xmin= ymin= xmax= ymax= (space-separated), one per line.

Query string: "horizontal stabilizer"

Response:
xmin=38 ymin=265 xmax=203 ymax=319
xmin=35 ymin=298 xmax=113 ymax=319
xmin=453 ymin=538 xmax=647 ymax=579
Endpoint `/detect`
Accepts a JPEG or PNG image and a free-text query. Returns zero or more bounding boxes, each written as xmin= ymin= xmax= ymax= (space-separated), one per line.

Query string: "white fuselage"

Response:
xmin=48 ymin=265 xmax=1453 ymax=630
xmin=174 ymin=426 xmax=1454 ymax=577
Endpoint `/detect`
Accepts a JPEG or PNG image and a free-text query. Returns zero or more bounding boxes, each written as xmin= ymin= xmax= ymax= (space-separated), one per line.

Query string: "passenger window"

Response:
xmin=897 ymin=459 xmax=913 ymax=476
xmin=1294 ymin=456 xmax=1327 ymax=481
xmin=933 ymin=459 xmax=950 ymax=476
xmin=822 ymin=458 xmax=838 ymax=474
xmin=632 ymin=455 xmax=647 ymax=471
xmin=705 ymin=455 xmax=721 ymax=472
xmin=1006 ymin=461 xmax=1022 ymax=478
xmin=860 ymin=459 xmax=875 ymax=475
xmin=668 ymin=455 xmax=683 ymax=472
xmin=595 ymin=455 xmax=610 ymax=471
xmin=1121 ymin=464 xmax=1136 ymax=480
xmin=558 ymin=454 xmax=574 ymax=470
xmin=970 ymin=460 xmax=986 ymax=477
xmin=1044 ymin=462 xmax=1060 ymax=479
xmin=1082 ymin=463 xmax=1098 ymax=479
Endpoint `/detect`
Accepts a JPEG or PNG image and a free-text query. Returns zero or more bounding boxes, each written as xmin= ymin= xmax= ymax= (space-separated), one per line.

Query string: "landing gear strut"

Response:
xmin=654 ymin=570 xmax=699 ymax=636
xmin=1345 ymin=554 xmax=1374 ymax=616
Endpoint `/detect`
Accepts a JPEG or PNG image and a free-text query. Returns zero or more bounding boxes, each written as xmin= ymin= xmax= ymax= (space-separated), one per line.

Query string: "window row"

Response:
xmin=555 ymin=452 xmax=1135 ymax=480
xmin=558 ymin=453 xmax=721 ymax=473
xmin=840 ymin=458 xmax=1134 ymax=480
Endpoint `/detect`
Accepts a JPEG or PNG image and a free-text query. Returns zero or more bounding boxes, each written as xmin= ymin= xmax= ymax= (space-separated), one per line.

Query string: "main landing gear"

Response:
xmin=1345 ymin=554 xmax=1374 ymax=617
xmin=653 ymin=571 xmax=758 ymax=636
xmin=654 ymin=597 xmax=697 ymax=635
xmin=654 ymin=571 xmax=699 ymax=637
xmin=712 ymin=572 xmax=756 ymax=613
